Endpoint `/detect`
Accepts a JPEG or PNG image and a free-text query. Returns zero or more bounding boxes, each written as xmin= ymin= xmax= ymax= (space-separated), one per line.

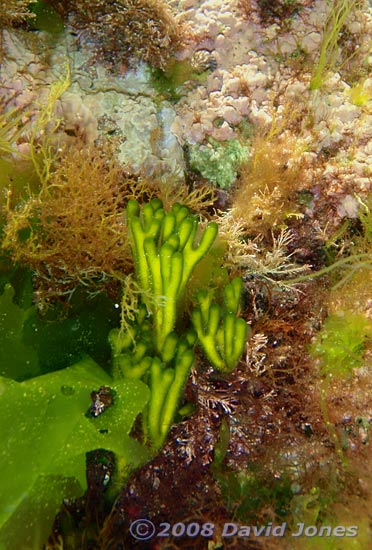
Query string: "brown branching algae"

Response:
xmin=45 ymin=0 xmax=188 ymax=69
xmin=0 ymin=0 xmax=36 ymax=28
xmin=2 ymin=144 xmax=134 ymax=302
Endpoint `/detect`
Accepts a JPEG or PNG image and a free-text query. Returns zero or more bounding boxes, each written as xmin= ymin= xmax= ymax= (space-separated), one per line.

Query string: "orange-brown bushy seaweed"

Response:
xmin=232 ymin=130 xmax=309 ymax=234
xmin=2 ymin=145 xmax=134 ymax=300
xmin=0 ymin=0 xmax=36 ymax=28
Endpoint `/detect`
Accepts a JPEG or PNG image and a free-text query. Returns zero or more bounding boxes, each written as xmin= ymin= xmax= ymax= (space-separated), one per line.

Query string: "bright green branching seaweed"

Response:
xmin=109 ymin=323 xmax=197 ymax=449
xmin=192 ymin=277 xmax=249 ymax=372
xmin=148 ymin=333 xmax=195 ymax=448
xmin=109 ymin=199 xmax=248 ymax=448
xmin=113 ymin=198 xmax=221 ymax=447
xmin=126 ymin=198 xmax=218 ymax=354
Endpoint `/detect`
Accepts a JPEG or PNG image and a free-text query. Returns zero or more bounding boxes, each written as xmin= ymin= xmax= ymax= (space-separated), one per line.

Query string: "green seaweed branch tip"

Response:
xmin=310 ymin=0 xmax=361 ymax=90
xmin=192 ymin=277 xmax=249 ymax=372
xmin=126 ymin=198 xmax=218 ymax=354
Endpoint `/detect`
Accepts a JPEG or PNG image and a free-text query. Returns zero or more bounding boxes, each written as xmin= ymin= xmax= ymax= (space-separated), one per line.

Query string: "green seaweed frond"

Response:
xmin=310 ymin=0 xmax=362 ymax=90
xmin=28 ymin=62 xmax=71 ymax=186
xmin=0 ymin=105 xmax=29 ymax=158
xmin=348 ymin=78 xmax=372 ymax=106
xmin=310 ymin=311 xmax=372 ymax=379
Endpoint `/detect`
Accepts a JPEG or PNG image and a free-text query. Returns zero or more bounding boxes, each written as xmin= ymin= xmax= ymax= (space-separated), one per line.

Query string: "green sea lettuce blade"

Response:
xmin=0 ymin=283 xmax=39 ymax=380
xmin=0 ymin=357 xmax=150 ymax=550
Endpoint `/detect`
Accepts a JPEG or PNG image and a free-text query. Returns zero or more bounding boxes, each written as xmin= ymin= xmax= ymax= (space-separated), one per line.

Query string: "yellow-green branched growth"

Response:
xmin=192 ymin=277 xmax=249 ymax=372
xmin=126 ymin=198 xmax=218 ymax=354
xmin=110 ymin=199 xmax=248 ymax=448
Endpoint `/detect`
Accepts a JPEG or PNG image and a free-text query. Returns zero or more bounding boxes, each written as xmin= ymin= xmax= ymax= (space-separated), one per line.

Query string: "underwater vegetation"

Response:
xmin=0 ymin=61 xmax=71 ymax=204
xmin=231 ymin=127 xmax=308 ymax=233
xmin=0 ymin=186 xmax=248 ymax=547
xmin=3 ymin=2 xmax=372 ymax=549
xmin=238 ymin=0 xmax=303 ymax=27
xmin=2 ymin=144 xmax=134 ymax=302
xmin=1 ymin=151 xmax=219 ymax=307
xmin=150 ymin=57 xmax=213 ymax=103
xmin=0 ymin=0 xmax=41 ymax=62
xmin=310 ymin=311 xmax=372 ymax=379
xmin=0 ymin=352 xmax=151 ymax=550
xmin=310 ymin=0 xmax=364 ymax=90
xmin=257 ymin=0 xmax=302 ymax=22
xmin=218 ymin=217 xmax=311 ymax=289
xmin=188 ymin=138 xmax=250 ymax=190
xmin=0 ymin=0 xmax=36 ymax=28
xmin=0 ymin=67 xmax=216 ymax=307
xmin=111 ymin=198 xmax=248 ymax=448
xmin=348 ymin=76 xmax=372 ymax=107
xmin=0 ymin=104 xmax=30 ymax=158
xmin=45 ymin=0 xmax=188 ymax=70
xmin=305 ymin=193 xmax=372 ymax=290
